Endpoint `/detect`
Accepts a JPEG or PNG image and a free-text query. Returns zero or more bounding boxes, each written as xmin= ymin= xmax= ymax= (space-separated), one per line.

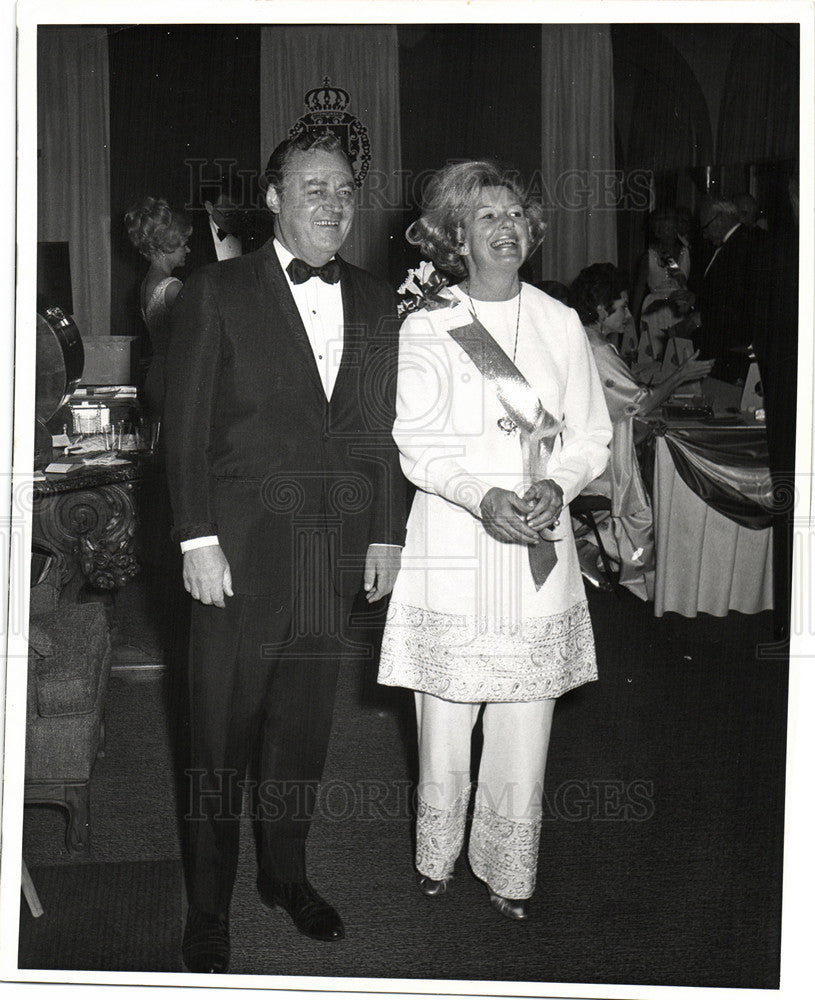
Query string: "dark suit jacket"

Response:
xmin=163 ymin=239 xmax=406 ymax=601
xmin=696 ymin=225 xmax=760 ymax=377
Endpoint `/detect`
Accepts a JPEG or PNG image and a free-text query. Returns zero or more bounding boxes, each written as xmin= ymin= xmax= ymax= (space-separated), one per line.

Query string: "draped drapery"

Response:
xmin=718 ymin=25 xmax=799 ymax=167
xmin=37 ymin=27 xmax=110 ymax=339
xmin=260 ymin=26 xmax=401 ymax=280
xmin=539 ymin=25 xmax=617 ymax=285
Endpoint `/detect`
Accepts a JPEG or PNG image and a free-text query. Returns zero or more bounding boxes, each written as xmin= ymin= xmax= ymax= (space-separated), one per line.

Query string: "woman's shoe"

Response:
xmin=489 ymin=891 xmax=529 ymax=921
xmin=417 ymin=874 xmax=452 ymax=897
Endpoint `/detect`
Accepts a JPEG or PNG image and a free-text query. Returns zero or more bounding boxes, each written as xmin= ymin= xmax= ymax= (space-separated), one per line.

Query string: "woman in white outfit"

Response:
xmin=378 ymin=161 xmax=612 ymax=920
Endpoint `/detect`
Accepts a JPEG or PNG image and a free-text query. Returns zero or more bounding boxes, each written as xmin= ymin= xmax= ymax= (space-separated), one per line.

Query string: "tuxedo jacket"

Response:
xmin=185 ymin=211 xmax=273 ymax=275
xmin=696 ymin=225 xmax=760 ymax=372
xmin=163 ymin=239 xmax=406 ymax=601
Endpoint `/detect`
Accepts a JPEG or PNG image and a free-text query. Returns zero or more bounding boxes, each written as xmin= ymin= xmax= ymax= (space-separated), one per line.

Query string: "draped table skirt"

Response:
xmin=652 ymin=436 xmax=773 ymax=617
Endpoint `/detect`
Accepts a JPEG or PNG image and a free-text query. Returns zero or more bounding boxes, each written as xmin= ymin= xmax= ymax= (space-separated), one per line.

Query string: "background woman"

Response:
xmin=570 ymin=262 xmax=713 ymax=599
xmin=124 ymin=197 xmax=192 ymax=670
xmin=378 ymin=161 xmax=612 ymax=920
xmin=125 ymin=196 xmax=192 ymax=420
xmin=629 ymin=207 xmax=696 ymax=360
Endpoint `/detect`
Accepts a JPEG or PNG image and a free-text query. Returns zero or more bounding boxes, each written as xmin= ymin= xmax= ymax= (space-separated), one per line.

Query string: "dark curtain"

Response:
xmin=613 ymin=25 xmax=713 ymax=176
xmin=718 ymin=24 xmax=799 ymax=167
xmin=397 ymin=25 xmax=541 ymax=283
xmin=108 ymin=24 xmax=261 ymax=342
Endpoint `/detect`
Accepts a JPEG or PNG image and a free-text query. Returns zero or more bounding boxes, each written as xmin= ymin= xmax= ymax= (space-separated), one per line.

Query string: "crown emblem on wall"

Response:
xmin=304 ymin=79 xmax=351 ymax=113
xmin=289 ymin=77 xmax=371 ymax=187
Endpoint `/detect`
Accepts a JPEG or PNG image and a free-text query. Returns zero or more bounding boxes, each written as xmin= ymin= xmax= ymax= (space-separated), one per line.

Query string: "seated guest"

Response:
xmin=125 ymin=196 xmax=192 ymax=420
xmin=695 ymin=197 xmax=761 ymax=380
xmin=569 ymin=263 xmax=714 ymax=600
xmin=629 ymin=207 xmax=696 ymax=358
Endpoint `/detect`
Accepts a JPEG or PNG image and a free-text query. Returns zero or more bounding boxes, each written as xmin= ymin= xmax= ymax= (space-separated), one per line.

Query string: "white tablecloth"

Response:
xmin=652 ymin=436 xmax=773 ymax=617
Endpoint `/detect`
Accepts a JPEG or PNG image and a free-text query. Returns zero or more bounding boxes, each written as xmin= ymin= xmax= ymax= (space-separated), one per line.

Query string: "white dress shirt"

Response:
xmin=209 ymin=215 xmax=242 ymax=261
xmin=703 ymin=223 xmax=741 ymax=278
xmin=180 ymin=238 xmax=345 ymax=554
xmin=272 ymin=239 xmax=345 ymax=399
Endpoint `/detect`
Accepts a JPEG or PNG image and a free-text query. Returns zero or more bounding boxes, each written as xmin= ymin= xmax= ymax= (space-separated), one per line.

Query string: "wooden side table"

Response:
xmin=32 ymin=460 xmax=146 ymax=595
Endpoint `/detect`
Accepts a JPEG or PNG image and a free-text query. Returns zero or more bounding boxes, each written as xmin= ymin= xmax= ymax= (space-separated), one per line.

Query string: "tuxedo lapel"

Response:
xmin=255 ymin=241 xmax=326 ymax=398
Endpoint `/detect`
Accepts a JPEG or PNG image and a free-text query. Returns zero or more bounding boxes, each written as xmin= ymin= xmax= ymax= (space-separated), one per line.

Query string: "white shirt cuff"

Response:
xmin=180 ymin=535 xmax=220 ymax=553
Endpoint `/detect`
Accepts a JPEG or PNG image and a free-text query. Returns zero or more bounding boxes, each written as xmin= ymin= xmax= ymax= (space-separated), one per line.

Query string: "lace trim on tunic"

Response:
xmin=379 ymin=600 xmax=597 ymax=702
xmin=468 ymin=793 xmax=541 ymax=899
xmin=415 ymin=786 xmax=471 ymax=880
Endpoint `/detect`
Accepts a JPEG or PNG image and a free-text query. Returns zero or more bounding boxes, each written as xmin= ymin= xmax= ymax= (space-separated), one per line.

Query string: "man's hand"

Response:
xmin=183 ymin=545 xmax=234 ymax=608
xmin=363 ymin=544 xmax=402 ymax=602
xmin=479 ymin=487 xmax=540 ymax=545
xmin=522 ymin=479 xmax=564 ymax=532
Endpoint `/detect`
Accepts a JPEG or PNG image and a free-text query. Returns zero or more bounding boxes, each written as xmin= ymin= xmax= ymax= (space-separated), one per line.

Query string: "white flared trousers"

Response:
xmin=414 ymin=692 xmax=556 ymax=899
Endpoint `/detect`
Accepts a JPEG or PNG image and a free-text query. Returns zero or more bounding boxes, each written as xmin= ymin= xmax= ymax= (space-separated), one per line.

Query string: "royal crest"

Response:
xmin=289 ymin=78 xmax=371 ymax=187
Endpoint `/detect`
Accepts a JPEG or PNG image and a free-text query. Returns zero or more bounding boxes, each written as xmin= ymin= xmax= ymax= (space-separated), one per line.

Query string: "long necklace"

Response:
xmin=466 ymin=280 xmax=522 ymax=436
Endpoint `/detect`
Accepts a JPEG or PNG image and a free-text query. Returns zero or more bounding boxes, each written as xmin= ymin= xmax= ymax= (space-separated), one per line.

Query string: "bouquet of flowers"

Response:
xmin=396 ymin=261 xmax=457 ymax=318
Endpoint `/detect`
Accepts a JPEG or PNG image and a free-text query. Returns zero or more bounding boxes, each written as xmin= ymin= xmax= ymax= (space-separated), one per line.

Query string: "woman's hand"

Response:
xmin=677 ymin=349 xmax=715 ymax=385
xmin=522 ymin=479 xmax=564 ymax=532
xmin=480 ymin=487 xmax=540 ymax=544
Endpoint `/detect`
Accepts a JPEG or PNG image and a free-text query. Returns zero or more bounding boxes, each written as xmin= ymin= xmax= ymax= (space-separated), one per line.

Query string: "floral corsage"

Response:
xmin=396 ymin=261 xmax=457 ymax=318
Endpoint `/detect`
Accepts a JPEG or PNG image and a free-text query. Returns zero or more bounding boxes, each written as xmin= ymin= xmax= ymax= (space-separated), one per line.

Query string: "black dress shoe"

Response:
xmin=258 ymin=875 xmax=345 ymax=941
xmin=182 ymin=905 xmax=230 ymax=973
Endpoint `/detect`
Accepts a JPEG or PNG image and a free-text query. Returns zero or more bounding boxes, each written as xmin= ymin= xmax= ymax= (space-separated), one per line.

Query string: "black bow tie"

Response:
xmin=287 ymin=257 xmax=341 ymax=285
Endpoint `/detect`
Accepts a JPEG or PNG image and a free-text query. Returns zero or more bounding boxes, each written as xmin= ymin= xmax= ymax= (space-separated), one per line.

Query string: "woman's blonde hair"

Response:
xmin=125 ymin=196 xmax=192 ymax=259
xmin=406 ymin=160 xmax=546 ymax=280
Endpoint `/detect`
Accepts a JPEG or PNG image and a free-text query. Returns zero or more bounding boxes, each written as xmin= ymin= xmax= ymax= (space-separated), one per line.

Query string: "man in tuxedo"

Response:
xmin=186 ymin=174 xmax=272 ymax=272
xmin=164 ymin=131 xmax=405 ymax=973
xmin=695 ymin=197 xmax=760 ymax=380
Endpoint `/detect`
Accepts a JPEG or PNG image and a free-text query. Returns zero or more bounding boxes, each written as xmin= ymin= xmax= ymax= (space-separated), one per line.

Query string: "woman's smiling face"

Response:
xmin=461 ymin=185 xmax=530 ymax=282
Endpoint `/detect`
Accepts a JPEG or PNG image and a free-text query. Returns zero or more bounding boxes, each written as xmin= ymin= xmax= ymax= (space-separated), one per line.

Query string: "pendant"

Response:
xmin=497 ymin=416 xmax=518 ymax=436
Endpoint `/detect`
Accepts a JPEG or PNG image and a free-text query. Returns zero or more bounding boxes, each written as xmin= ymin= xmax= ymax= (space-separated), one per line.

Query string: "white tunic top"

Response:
xmin=378 ymin=284 xmax=612 ymax=703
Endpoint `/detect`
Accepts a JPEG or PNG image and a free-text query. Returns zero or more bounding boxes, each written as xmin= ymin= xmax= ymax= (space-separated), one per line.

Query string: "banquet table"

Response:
xmin=645 ymin=378 xmax=775 ymax=618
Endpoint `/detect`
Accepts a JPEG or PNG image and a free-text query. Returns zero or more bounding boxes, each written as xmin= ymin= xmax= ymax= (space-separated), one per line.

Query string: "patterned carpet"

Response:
xmin=18 ymin=579 xmax=787 ymax=988
xmin=19 ymin=860 xmax=183 ymax=972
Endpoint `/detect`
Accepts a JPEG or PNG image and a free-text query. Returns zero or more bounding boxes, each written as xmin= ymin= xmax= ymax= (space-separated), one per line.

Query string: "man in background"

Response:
xmin=186 ymin=172 xmax=272 ymax=272
xmin=695 ymin=197 xmax=760 ymax=380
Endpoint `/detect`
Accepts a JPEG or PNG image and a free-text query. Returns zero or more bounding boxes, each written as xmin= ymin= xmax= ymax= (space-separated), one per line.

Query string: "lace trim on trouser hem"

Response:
xmin=415 ymin=785 xmax=471 ymax=880
xmin=468 ymin=794 xmax=541 ymax=899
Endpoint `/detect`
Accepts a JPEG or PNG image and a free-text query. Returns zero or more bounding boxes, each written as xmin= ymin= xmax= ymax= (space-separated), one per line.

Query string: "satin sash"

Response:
xmin=442 ymin=309 xmax=563 ymax=589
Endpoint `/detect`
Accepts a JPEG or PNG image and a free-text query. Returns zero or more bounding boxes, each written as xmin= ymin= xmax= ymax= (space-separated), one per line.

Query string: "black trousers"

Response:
xmin=184 ymin=537 xmax=356 ymax=915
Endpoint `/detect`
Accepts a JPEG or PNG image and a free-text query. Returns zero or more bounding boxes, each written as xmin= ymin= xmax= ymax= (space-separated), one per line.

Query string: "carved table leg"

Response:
xmin=33 ymin=482 xmax=141 ymax=592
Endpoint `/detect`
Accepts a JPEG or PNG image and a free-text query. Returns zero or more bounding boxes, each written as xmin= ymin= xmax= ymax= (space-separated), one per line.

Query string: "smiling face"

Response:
xmin=460 ymin=185 xmax=530 ymax=283
xmin=265 ymin=148 xmax=355 ymax=266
